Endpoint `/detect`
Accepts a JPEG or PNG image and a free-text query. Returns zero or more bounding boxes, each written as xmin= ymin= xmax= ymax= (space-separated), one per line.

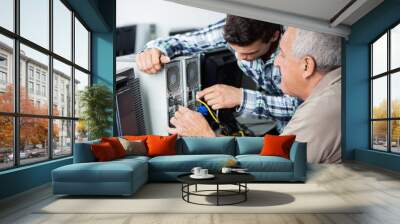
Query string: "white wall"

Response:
xmin=117 ymin=0 xmax=226 ymax=38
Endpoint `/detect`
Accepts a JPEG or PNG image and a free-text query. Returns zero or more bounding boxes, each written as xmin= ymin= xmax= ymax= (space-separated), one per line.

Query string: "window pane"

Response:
xmin=53 ymin=59 xmax=72 ymax=117
xmin=0 ymin=116 xmax=13 ymax=170
xmin=75 ymin=120 xmax=88 ymax=143
xmin=372 ymin=33 xmax=387 ymax=76
xmin=53 ymin=119 xmax=72 ymax=157
xmin=0 ymin=0 xmax=14 ymax=31
xmin=20 ymin=0 xmax=49 ymax=49
xmin=74 ymin=69 xmax=89 ymax=118
xmin=53 ymin=0 xmax=72 ymax=60
xmin=0 ymin=35 xmax=14 ymax=112
xmin=391 ymin=24 xmax=400 ymax=70
xmin=20 ymin=117 xmax=49 ymax=165
xmin=372 ymin=121 xmax=388 ymax=151
xmin=75 ymin=18 xmax=89 ymax=70
xmin=391 ymin=120 xmax=400 ymax=153
xmin=391 ymin=72 xmax=400 ymax=118
xmin=372 ymin=76 xmax=387 ymax=119
xmin=20 ymin=44 xmax=49 ymax=115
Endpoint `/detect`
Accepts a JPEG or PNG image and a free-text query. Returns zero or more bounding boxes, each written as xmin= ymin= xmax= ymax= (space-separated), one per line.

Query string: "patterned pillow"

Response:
xmin=118 ymin=137 xmax=147 ymax=156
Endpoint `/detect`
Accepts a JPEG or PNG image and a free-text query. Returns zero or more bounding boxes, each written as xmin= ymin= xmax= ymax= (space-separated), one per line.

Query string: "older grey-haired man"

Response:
xmin=274 ymin=27 xmax=342 ymax=163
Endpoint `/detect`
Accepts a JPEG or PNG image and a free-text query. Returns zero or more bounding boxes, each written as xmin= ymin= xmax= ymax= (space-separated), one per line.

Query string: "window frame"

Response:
xmin=28 ymin=81 xmax=33 ymax=93
xmin=0 ymin=53 xmax=7 ymax=88
xmin=370 ymin=20 xmax=400 ymax=154
xmin=0 ymin=0 xmax=92 ymax=171
xmin=0 ymin=53 xmax=7 ymax=68
xmin=0 ymin=70 xmax=7 ymax=85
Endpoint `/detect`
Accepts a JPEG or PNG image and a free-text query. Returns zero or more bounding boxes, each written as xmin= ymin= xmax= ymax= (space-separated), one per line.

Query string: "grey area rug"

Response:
xmin=37 ymin=183 xmax=362 ymax=214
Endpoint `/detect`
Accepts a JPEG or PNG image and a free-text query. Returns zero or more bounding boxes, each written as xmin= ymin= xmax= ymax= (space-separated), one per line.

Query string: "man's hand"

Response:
xmin=168 ymin=106 xmax=216 ymax=137
xmin=196 ymin=84 xmax=243 ymax=110
xmin=135 ymin=48 xmax=170 ymax=74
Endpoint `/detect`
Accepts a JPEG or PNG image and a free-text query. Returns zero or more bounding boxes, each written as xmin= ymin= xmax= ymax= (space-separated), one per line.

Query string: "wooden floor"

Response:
xmin=1 ymin=162 xmax=400 ymax=224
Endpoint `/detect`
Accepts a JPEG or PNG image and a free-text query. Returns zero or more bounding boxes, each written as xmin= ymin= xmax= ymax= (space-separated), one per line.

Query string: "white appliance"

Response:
xmin=116 ymin=54 xmax=135 ymax=73
xmin=134 ymin=60 xmax=184 ymax=135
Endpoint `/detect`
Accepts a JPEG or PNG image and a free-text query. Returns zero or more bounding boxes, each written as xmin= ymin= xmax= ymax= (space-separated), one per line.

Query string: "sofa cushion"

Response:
xmin=123 ymin=135 xmax=150 ymax=151
xmin=124 ymin=135 xmax=148 ymax=141
xmin=118 ymin=138 xmax=147 ymax=156
xmin=52 ymin=158 xmax=147 ymax=183
xmin=148 ymin=154 xmax=235 ymax=172
xmin=101 ymin=137 xmax=127 ymax=158
xmin=260 ymin=134 xmax=296 ymax=159
xmin=91 ymin=142 xmax=118 ymax=162
xmin=147 ymin=134 xmax=177 ymax=157
xmin=235 ymin=137 xmax=263 ymax=155
xmin=177 ymin=137 xmax=235 ymax=155
xmin=236 ymin=155 xmax=293 ymax=172
xmin=115 ymin=155 xmax=150 ymax=163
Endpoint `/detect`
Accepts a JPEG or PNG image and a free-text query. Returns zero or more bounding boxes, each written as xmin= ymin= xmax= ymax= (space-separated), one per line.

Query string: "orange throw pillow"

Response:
xmin=124 ymin=135 xmax=148 ymax=141
xmin=146 ymin=134 xmax=177 ymax=157
xmin=101 ymin=137 xmax=127 ymax=158
xmin=91 ymin=142 xmax=117 ymax=161
xmin=260 ymin=134 xmax=296 ymax=159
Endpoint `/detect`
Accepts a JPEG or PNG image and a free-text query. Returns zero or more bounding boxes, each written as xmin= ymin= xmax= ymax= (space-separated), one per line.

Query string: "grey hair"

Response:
xmin=292 ymin=29 xmax=341 ymax=73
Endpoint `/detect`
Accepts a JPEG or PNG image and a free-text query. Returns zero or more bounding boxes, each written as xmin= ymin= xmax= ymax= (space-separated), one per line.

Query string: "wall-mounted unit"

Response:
xmin=134 ymin=60 xmax=184 ymax=135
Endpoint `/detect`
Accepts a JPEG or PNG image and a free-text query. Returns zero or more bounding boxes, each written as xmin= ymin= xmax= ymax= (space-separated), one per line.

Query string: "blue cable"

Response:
xmin=197 ymin=105 xmax=209 ymax=116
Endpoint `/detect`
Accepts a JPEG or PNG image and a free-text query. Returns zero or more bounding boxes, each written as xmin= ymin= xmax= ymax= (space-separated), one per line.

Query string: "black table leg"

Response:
xmin=181 ymin=184 xmax=183 ymax=199
xmin=187 ymin=184 xmax=190 ymax=202
xmin=217 ymin=184 xmax=219 ymax=206
xmin=245 ymin=183 xmax=247 ymax=201
xmin=195 ymin=184 xmax=197 ymax=192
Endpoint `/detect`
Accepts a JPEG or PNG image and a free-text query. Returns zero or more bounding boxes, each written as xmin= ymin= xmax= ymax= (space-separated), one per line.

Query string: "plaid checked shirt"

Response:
xmin=144 ymin=19 xmax=302 ymax=133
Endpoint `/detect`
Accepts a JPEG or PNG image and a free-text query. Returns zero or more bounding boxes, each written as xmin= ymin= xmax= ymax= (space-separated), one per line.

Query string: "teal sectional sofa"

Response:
xmin=52 ymin=137 xmax=307 ymax=196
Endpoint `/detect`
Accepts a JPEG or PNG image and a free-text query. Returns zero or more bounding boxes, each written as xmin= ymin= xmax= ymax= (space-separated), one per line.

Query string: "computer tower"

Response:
xmin=134 ymin=60 xmax=184 ymax=135
xmin=200 ymin=47 xmax=244 ymax=89
xmin=115 ymin=68 xmax=146 ymax=136
xmin=199 ymin=48 xmax=244 ymax=133
xmin=199 ymin=47 xmax=275 ymax=136
xmin=179 ymin=55 xmax=201 ymax=110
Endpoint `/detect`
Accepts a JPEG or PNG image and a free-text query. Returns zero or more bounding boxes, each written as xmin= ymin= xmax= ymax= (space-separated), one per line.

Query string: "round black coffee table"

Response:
xmin=177 ymin=173 xmax=255 ymax=206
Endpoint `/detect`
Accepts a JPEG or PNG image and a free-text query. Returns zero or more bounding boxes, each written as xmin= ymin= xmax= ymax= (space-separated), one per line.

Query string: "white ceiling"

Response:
xmin=225 ymin=0 xmax=352 ymax=22
xmin=165 ymin=0 xmax=384 ymax=37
